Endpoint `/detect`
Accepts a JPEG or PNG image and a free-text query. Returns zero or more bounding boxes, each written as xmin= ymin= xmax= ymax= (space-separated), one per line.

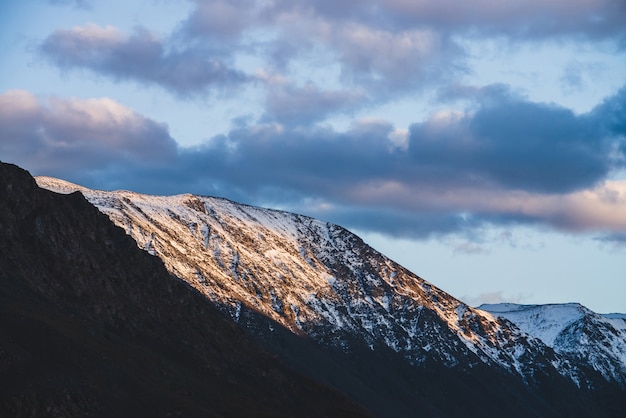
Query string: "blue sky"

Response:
xmin=1 ymin=0 xmax=625 ymax=313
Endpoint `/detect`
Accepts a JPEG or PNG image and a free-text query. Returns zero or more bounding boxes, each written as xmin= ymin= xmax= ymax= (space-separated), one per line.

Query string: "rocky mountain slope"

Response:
xmin=0 ymin=162 xmax=369 ymax=418
xmin=36 ymin=174 xmax=626 ymax=417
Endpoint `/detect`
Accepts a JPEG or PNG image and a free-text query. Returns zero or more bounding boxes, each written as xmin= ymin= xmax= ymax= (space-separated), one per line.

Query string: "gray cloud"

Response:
xmin=409 ymin=98 xmax=612 ymax=193
xmin=182 ymin=0 xmax=466 ymax=90
xmin=3 ymin=87 xmax=626 ymax=239
xmin=249 ymin=0 xmax=626 ymax=42
xmin=596 ymin=233 xmax=626 ymax=245
xmin=381 ymin=0 xmax=626 ymax=43
xmin=38 ymin=0 xmax=625 ymax=122
xmin=182 ymin=0 xmax=258 ymax=40
xmin=40 ymin=25 xmax=249 ymax=97
xmin=0 ymin=90 xmax=177 ymax=180
xmin=592 ymin=86 xmax=626 ymax=140
xmin=323 ymin=24 xmax=462 ymax=89
xmin=174 ymin=0 xmax=626 ymax=105
xmin=99 ymin=86 xmax=626 ymax=236
xmin=319 ymin=206 xmax=487 ymax=239
xmin=263 ymin=83 xmax=367 ymax=125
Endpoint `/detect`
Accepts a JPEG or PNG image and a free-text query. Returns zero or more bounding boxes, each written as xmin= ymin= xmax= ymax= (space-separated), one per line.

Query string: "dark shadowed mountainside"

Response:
xmin=0 ymin=161 xmax=370 ymax=418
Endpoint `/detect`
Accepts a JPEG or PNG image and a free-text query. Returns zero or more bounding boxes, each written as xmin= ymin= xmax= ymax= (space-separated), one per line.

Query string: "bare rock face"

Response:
xmin=0 ymin=162 xmax=369 ymax=418
xmin=35 ymin=172 xmax=626 ymax=417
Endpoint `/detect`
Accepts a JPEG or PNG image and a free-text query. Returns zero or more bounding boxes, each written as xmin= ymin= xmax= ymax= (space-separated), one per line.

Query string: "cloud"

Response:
xmin=181 ymin=0 xmax=465 ymax=89
xmin=163 ymin=0 xmax=626 ymax=111
xmin=255 ymin=0 xmax=626 ymax=43
xmin=0 ymin=90 xmax=177 ymax=178
xmin=409 ymin=88 xmax=620 ymax=193
xmin=180 ymin=0 xmax=626 ymax=75
xmin=596 ymin=232 xmax=626 ymax=245
xmin=315 ymin=181 xmax=626 ymax=238
xmin=39 ymin=0 xmax=625 ymax=117
xmin=452 ymin=241 xmax=489 ymax=255
xmin=2 ymin=88 xmax=626 ymax=239
xmin=466 ymin=291 xmax=531 ymax=308
xmin=261 ymin=81 xmax=367 ymax=125
xmin=319 ymin=22 xmax=462 ymax=88
xmin=382 ymin=0 xmax=626 ymax=42
xmin=182 ymin=0 xmax=258 ymax=40
xmin=592 ymin=86 xmax=626 ymax=139
xmin=446 ymin=181 xmax=626 ymax=233
xmin=40 ymin=24 xmax=249 ymax=97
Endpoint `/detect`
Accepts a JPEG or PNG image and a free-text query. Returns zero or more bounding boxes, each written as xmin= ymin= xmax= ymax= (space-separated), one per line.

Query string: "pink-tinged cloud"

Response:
xmin=0 ymin=90 xmax=176 ymax=174
xmin=341 ymin=180 xmax=626 ymax=234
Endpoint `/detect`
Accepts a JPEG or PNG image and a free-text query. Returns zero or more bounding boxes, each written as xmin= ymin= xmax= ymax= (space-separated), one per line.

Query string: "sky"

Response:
xmin=1 ymin=0 xmax=625 ymax=313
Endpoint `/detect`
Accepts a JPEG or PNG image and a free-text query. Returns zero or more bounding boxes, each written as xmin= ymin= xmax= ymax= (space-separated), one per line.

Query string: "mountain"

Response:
xmin=36 ymin=174 xmax=626 ymax=417
xmin=479 ymin=303 xmax=626 ymax=385
xmin=0 ymin=162 xmax=369 ymax=417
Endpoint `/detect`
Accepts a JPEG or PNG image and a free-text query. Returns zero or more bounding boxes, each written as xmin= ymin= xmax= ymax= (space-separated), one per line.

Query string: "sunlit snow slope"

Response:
xmin=37 ymin=177 xmax=624 ymax=388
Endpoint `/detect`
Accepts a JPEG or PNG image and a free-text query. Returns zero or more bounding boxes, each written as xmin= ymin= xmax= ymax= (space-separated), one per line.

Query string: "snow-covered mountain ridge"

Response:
xmin=479 ymin=303 xmax=626 ymax=384
xmin=36 ymin=176 xmax=626 ymax=388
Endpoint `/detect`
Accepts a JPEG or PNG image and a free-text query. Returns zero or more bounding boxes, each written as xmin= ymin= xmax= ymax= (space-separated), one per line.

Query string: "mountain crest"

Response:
xmin=35 ymin=176 xmax=624 ymax=392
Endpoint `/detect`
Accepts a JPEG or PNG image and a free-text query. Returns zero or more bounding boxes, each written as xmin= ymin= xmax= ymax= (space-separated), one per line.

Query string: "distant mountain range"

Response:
xmin=479 ymin=303 xmax=626 ymax=386
xmin=1 ymin=160 xmax=624 ymax=417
